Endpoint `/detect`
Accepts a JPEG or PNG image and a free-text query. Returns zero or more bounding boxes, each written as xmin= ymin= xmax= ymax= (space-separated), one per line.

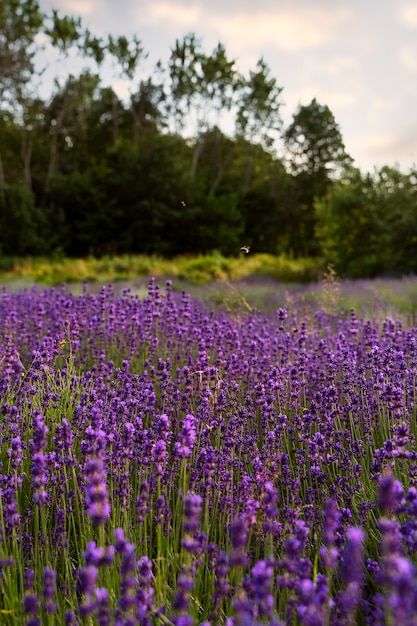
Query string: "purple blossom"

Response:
xmin=84 ymin=456 xmax=111 ymax=526
xmin=43 ymin=566 xmax=57 ymax=614
xmin=341 ymin=527 xmax=365 ymax=586
xmin=378 ymin=472 xmax=404 ymax=514
xmin=30 ymin=411 xmax=49 ymax=506
xmin=174 ymin=414 xmax=197 ymax=459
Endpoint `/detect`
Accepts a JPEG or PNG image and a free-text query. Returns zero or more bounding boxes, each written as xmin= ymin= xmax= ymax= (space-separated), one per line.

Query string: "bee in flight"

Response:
xmin=240 ymin=245 xmax=250 ymax=254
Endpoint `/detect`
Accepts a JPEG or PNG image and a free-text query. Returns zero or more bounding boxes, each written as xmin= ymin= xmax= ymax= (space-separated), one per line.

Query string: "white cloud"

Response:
xmin=399 ymin=2 xmax=417 ymax=28
xmin=286 ymin=85 xmax=357 ymax=111
xmin=398 ymin=44 xmax=417 ymax=72
xmin=371 ymin=96 xmax=400 ymax=112
xmin=53 ymin=0 xmax=102 ymax=16
xmin=351 ymin=128 xmax=417 ymax=161
xmin=142 ymin=1 xmax=202 ymax=27
xmin=210 ymin=7 xmax=352 ymax=52
xmin=321 ymin=56 xmax=359 ymax=76
xmin=34 ymin=32 xmax=49 ymax=45
xmin=141 ymin=2 xmax=352 ymax=52
xmin=112 ymin=78 xmax=131 ymax=100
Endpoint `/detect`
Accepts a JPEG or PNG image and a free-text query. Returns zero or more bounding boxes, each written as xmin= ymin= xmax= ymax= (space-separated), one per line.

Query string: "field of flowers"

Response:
xmin=1 ymin=279 xmax=417 ymax=625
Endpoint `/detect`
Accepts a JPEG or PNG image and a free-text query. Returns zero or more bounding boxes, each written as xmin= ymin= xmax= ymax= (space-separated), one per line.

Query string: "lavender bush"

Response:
xmin=1 ymin=279 xmax=417 ymax=624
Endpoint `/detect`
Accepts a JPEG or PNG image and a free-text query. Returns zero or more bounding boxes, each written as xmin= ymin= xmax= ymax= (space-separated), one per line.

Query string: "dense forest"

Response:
xmin=1 ymin=0 xmax=417 ymax=277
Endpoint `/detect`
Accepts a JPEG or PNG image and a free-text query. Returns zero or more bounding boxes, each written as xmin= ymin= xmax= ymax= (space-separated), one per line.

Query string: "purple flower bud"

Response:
xmin=183 ymin=492 xmax=202 ymax=535
xmin=341 ymin=527 xmax=365 ymax=585
xmin=378 ymin=473 xmax=403 ymax=513
xmin=43 ymin=566 xmax=57 ymax=614
xmin=230 ymin=516 xmax=248 ymax=551
xmin=65 ymin=610 xmax=79 ymax=625
xmin=84 ymin=456 xmax=111 ymax=526
xmin=77 ymin=565 xmax=98 ymax=595
xmin=323 ymin=498 xmax=340 ymax=545
xmin=174 ymin=414 xmax=197 ymax=459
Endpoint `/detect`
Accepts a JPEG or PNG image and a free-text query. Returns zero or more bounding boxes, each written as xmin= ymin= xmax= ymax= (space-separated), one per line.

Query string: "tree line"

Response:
xmin=1 ymin=0 xmax=417 ymax=277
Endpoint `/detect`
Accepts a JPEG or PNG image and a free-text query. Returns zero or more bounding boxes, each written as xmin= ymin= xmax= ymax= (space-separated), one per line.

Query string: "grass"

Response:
xmin=3 ymin=254 xmax=417 ymax=323
xmin=0 ymin=253 xmax=321 ymax=285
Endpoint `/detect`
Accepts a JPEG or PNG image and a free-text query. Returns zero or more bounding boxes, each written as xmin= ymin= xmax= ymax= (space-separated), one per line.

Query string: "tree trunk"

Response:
xmin=242 ymin=145 xmax=255 ymax=192
xmin=21 ymin=132 xmax=33 ymax=190
xmin=45 ymin=93 xmax=69 ymax=194
xmin=0 ymin=150 xmax=5 ymax=253
xmin=190 ymin=139 xmax=204 ymax=179
xmin=208 ymin=132 xmax=232 ymax=196
xmin=131 ymin=109 xmax=141 ymax=145
xmin=0 ymin=149 xmax=5 ymax=202
xmin=112 ymin=92 xmax=119 ymax=144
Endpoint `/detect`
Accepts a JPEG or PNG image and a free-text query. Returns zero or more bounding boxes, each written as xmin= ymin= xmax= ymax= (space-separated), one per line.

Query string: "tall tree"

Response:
xmin=235 ymin=59 xmax=283 ymax=189
xmin=107 ymin=34 xmax=145 ymax=143
xmin=166 ymin=33 xmax=201 ymax=135
xmin=190 ymin=42 xmax=238 ymax=179
xmin=0 ymin=0 xmax=43 ymax=197
xmin=284 ymin=98 xmax=352 ymax=254
xmin=284 ymin=98 xmax=352 ymax=193
xmin=130 ymin=78 xmax=164 ymax=144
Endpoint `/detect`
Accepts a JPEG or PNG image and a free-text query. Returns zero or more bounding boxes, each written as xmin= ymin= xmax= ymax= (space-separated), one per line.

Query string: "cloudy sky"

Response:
xmin=38 ymin=0 xmax=417 ymax=171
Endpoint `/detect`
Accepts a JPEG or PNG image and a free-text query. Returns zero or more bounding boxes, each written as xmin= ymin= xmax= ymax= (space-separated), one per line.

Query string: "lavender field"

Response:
xmin=1 ymin=279 xmax=417 ymax=625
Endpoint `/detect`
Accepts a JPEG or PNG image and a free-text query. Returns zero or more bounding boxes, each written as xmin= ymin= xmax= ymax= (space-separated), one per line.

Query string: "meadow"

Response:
xmin=1 ymin=277 xmax=417 ymax=624
xmin=0 ymin=254 xmax=320 ymax=286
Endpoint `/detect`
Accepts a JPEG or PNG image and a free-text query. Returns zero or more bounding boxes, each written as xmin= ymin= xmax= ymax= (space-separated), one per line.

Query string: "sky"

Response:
xmin=38 ymin=0 xmax=417 ymax=171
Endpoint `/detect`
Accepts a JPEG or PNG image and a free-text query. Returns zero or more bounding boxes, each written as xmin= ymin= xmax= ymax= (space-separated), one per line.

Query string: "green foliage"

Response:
xmin=284 ymin=98 xmax=352 ymax=180
xmin=0 ymin=0 xmax=43 ymax=102
xmin=107 ymin=34 xmax=145 ymax=79
xmin=44 ymin=10 xmax=81 ymax=51
xmin=284 ymin=98 xmax=353 ymax=257
xmin=0 ymin=253 xmax=321 ymax=285
xmin=316 ymin=167 xmax=417 ymax=277
xmin=0 ymin=184 xmax=46 ymax=254
xmin=0 ymin=5 xmax=415 ymax=278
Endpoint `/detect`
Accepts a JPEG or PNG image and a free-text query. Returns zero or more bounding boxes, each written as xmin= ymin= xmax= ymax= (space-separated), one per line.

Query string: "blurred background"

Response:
xmin=1 ymin=0 xmax=416 ymax=285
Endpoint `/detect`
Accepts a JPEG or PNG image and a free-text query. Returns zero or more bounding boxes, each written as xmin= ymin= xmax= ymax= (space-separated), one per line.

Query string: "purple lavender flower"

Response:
xmin=24 ymin=569 xmax=40 ymax=626
xmin=172 ymin=569 xmax=194 ymax=625
xmin=378 ymin=472 xmax=404 ymax=514
xmin=341 ymin=527 xmax=365 ymax=586
xmin=230 ymin=516 xmax=249 ymax=567
xmin=263 ymin=481 xmax=279 ymax=519
xmin=320 ymin=498 xmax=340 ymax=570
xmin=136 ymin=556 xmax=156 ymax=624
xmin=114 ymin=528 xmax=137 ymax=613
xmin=183 ymin=492 xmax=202 ymax=534
xmin=30 ymin=411 xmax=49 ymax=506
xmin=43 ymin=565 xmax=57 ymax=614
xmin=65 ymin=610 xmax=79 ymax=625
xmin=136 ymin=481 xmax=150 ymax=524
xmin=174 ymin=414 xmax=197 ymax=459
xmin=77 ymin=565 xmax=98 ymax=596
xmin=84 ymin=456 xmax=111 ymax=526
xmin=95 ymin=587 xmax=111 ymax=626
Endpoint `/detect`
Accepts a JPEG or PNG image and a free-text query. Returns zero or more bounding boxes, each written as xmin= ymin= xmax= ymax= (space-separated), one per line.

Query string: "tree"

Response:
xmin=0 ymin=0 xmax=43 ymax=103
xmin=315 ymin=166 xmax=417 ymax=277
xmin=189 ymin=42 xmax=238 ymax=179
xmin=165 ymin=35 xmax=238 ymax=179
xmin=0 ymin=0 xmax=43 ymax=196
xmin=165 ymin=33 xmax=201 ymax=135
xmin=107 ymin=34 xmax=146 ymax=143
xmin=284 ymin=98 xmax=352 ymax=254
xmin=236 ymin=58 xmax=283 ymax=149
xmin=130 ymin=78 xmax=164 ymax=144
xmin=284 ymin=98 xmax=352 ymax=192
xmin=235 ymin=59 xmax=283 ymax=189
